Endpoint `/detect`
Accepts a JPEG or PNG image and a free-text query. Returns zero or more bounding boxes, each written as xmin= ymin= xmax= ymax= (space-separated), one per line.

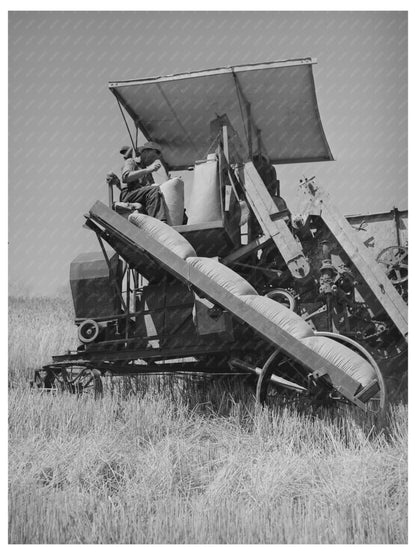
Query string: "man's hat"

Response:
xmin=120 ymin=145 xmax=133 ymax=158
xmin=138 ymin=141 xmax=162 ymax=153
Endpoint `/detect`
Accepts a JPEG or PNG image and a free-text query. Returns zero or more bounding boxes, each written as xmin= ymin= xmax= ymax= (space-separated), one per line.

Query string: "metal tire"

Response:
xmin=314 ymin=331 xmax=387 ymax=418
xmin=256 ymin=349 xmax=282 ymax=405
xmin=57 ymin=365 xmax=104 ymax=399
xmin=376 ymin=245 xmax=408 ymax=285
xmin=75 ymin=368 xmax=103 ymax=400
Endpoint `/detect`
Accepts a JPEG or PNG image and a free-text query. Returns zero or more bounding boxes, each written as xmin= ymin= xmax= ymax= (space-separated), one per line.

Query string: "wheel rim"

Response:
xmin=256 ymin=350 xmax=307 ymax=406
xmin=376 ymin=246 xmax=408 ymax=300
xmin=314 ymin=331 xmax=387 ymax=417
xmin=46 ymin=365 xmax=103 ymax=399
xmin=72 ymin=367 xmax=103 ymax=399
xmin=256 ymin=335 xmax=387 ymax=419
xmin=78 ymin=319 xmax=100 ymax=344
xmin=33 ymin=369 xmax=56 ymax=391
xmin=81 ymin=369 xmax=103 ymax=399
xmin=265 ymin=289 xmax=297 ymax=311
xmin=256 ymin=350 xmax=280 ymax=405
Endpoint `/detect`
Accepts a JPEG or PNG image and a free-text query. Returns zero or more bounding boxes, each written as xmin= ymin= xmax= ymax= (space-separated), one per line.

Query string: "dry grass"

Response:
xmin=8 ymin=297 xmax=408 ymax=544
xmin=8 ymin=296 xmax=77 ymax=387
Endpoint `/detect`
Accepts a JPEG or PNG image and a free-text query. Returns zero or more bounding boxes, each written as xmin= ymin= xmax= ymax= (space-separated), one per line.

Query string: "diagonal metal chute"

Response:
xmin=242 ymin=162 xmax=311 ymax=281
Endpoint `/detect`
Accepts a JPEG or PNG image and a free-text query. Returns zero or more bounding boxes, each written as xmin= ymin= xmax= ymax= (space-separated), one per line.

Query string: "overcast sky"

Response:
xmin=8 ymin=11 xmax=407 ymax=296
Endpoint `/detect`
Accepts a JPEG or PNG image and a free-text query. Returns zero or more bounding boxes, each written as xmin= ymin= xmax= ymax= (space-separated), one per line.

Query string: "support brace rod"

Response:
xmin=230 ymin=358 xmax=307 ymax=392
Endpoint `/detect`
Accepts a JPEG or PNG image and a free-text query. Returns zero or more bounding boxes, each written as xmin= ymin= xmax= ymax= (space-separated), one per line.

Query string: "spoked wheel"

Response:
xmin=255 ymin=349 xmax=308 ymax=406
xmin=376 ymin=245 xmax=408 ymax=301
xmin=78 ymin=368 xmax=103 ymax=399
xmin=314 ymin=331 xmax=387 ymax=419
xmin=43 ymin=364 xmax=104 ymax=399
xmin=65 ymin=366 xmax=104 ymax=399
xmin=32 ymin=368 xmax=57 ymax=391
xmin=256 ymin=336 xmax=387 ymax=423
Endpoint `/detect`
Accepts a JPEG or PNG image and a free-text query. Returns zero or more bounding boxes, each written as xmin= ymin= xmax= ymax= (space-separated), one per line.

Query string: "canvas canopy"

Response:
xmin=109 ymin=59 xmax=333 ymax=171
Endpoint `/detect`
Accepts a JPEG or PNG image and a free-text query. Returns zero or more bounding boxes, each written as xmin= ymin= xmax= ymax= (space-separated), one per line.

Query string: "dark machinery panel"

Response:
xmin=70 ymin=250 xmax=123 ymax=319
xmin=138 ymin=281 xmax=234 ymax=350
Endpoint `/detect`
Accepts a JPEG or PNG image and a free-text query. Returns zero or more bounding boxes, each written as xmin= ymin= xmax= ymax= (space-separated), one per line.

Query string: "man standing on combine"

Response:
xmin=118 ymin=142 xmax=169 ymax=222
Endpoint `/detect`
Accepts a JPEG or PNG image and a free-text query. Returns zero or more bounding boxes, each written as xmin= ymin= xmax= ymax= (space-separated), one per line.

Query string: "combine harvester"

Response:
xmin=34 ymin=59 xmax=408 ymax=416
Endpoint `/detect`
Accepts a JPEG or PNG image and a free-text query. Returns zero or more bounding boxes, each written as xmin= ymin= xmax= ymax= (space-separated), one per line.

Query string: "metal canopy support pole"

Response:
xmin=222 ymin=125 xmax=232 ymax=212
xmin=125 ymin=265 xmax=131 ymax=341
xmin=216 ymin=143 xmax=225 ymax=217
xmin=246 ymin=102 xmax=253 ymax=159
xmin=256 ymin=130 xmax=262 ymax=155
xmin=116 ymin=97 xmax=136 ymax=151
xmin=110 ymin=88 xmax=152 ymax=144
xmin=221 ymin=119 xmax=253 ymax=244
xmin=232 ymin=71 xmax=265 ymax=160
xmin=132 ymin=270 xmax=138 ymax=315
xmin=392 ymin=206 xmax=401 ymax=247
xmin=222 ymin=125 xmax=229 ymax=161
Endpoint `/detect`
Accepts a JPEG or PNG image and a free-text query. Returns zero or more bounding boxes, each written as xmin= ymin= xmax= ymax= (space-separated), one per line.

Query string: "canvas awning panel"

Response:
xmin=109 ymin=59 xmax=333 ymax=171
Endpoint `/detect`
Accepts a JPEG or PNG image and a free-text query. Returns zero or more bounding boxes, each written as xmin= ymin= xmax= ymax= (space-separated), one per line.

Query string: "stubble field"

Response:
xmin=8 ymin=296 xmax=408 ymax=544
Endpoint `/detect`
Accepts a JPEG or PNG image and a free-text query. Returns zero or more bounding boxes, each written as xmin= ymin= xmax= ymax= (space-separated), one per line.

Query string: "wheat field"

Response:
xmin=8 ymin=296 xmax=408 ymax=544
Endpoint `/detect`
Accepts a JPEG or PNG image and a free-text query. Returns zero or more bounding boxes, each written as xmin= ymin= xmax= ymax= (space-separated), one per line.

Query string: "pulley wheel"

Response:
xmin=78 ymin=319 xmax=100 ymax=344
xmin=376 ymin=246 xmax=408 ymax=285
xmin=265 ymin=288 xmax=297 ymax=311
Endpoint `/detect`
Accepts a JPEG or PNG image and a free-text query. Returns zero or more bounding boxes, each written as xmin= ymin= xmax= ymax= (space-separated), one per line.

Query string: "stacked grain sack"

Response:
xmin=186 ymin=154 xmax=222 ymax=224
xmin=128 ymin=212 xmax=377 ymax=390
xmin=151 ymin=160 xmax=185 ymax=226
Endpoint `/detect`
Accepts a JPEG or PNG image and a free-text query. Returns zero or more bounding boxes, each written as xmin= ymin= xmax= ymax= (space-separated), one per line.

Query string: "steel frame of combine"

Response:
xmin=47 ymin=199 xmax=389 ymax=412
xmin=33 ymin=59 xmax=407 ymax=415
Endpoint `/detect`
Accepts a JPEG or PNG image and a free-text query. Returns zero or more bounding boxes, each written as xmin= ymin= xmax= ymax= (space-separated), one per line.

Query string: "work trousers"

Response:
xmin=120 ymin=185 xmax=168 ymax=222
